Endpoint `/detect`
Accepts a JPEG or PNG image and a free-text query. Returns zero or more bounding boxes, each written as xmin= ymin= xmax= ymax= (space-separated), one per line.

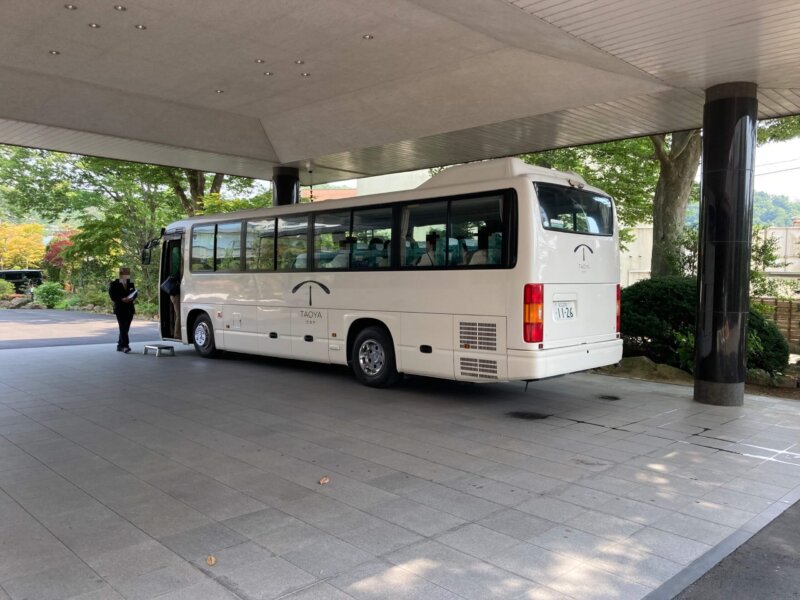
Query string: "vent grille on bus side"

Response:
xmin=459 ymin=322 xmax=497 ymax=351
xmin=460 ymin=357 xmax=498 ymax=380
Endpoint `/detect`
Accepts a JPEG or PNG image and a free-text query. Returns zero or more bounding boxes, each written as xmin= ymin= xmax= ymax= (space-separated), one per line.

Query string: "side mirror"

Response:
xmin=141 ymin=247 xmax=152 ymax=265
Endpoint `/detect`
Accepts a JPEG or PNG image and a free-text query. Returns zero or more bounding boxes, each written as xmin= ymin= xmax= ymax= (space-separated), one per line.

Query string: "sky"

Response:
xmin=754 ymin=137 xmax=800 ymax=201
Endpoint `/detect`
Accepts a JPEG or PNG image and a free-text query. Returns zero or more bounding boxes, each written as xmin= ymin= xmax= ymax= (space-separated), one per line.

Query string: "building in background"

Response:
xmin=622 ymin=221 xmax=800 ymax=292
xmin=301 ymin=188 xmax=357 ymax=202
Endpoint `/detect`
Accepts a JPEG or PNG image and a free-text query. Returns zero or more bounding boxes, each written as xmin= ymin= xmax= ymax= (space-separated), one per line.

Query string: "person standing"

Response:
xmin=109 ymin=266 xmax=136 ymax=353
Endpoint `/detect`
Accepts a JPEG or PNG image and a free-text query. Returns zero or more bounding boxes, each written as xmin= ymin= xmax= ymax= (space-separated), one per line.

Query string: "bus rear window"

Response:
xmin=535 ymin=183 xmax=613 ymax=236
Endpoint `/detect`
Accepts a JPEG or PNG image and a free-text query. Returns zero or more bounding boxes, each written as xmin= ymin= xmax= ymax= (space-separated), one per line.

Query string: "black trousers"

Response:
xmin=116 ymin=312 xmax=133 ymax=349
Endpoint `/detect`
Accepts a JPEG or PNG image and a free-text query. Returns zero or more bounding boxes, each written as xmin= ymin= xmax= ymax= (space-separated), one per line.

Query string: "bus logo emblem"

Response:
xmin=574 ymin=244 xmax=593 ymax=261
xmin=291 ymin=280 xmax=331 ymax=306
xmin=574 ymin=244 xmax=593 ymax=271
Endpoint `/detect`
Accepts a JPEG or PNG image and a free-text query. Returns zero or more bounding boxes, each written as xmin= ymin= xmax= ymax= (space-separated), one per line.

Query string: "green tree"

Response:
xmin=521 ymin=136 xmax=659 ymax=246
xmin=523 ymin=116 xmax=800 ymax=277
xmin=757 ymin=115 xmax=800 ymax=144
xmin=676 ymin=224 xmax=790 ymax=297
xmin=200 ymin=192 xmax=271 ymax=215
xmin=649 ymin=131 xmax=702 ymax=276
xmin=0 ymin=146 xmax=269 ymax=305
xmin=0 ymin=222 xmax=45 ymax=269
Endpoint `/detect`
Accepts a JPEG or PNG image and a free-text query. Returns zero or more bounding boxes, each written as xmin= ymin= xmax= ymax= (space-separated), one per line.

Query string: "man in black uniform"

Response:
xmin=109 ymin=266 xmax=136 ymax=353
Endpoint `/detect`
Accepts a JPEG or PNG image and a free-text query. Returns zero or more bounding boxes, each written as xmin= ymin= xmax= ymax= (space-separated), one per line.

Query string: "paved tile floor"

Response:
xmin=0 ymin=344 xmax=799 ymax=599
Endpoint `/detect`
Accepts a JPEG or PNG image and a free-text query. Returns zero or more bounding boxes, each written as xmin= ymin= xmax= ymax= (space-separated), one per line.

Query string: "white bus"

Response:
xmin=149 ymin=158 xmax=621 ymax=387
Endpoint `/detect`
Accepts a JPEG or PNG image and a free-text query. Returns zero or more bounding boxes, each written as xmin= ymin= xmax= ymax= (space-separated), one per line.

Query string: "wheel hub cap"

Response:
xmin=358 ymin=339 xmax=384 ymax=376
xmin=195 ymin=323 xmax=207 ymax=346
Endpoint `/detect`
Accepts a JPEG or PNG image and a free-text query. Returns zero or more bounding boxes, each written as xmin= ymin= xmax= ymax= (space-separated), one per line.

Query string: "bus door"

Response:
xmin=160 ymin=235 xmax=184 ymax=341
xmin=289 ymin=279 xmax=330 ymax=362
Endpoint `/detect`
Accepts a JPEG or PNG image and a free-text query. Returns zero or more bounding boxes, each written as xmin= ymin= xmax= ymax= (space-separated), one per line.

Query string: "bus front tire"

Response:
xmin=192 ymin=314 xmax=219 ymax=358
xmin=351 ymin=326 xmax=399 ymax=388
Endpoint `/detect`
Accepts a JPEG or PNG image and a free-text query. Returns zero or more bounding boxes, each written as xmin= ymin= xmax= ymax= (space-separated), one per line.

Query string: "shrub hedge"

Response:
xmin=621 ymin=276 xmax=788 ymax=374
xmin=34 ymin=282 xmax=65 ymax=309
xmin=0 ymin=279 xmax=14 ymax=300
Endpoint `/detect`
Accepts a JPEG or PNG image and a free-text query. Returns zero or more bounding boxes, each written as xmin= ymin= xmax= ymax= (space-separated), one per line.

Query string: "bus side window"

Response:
xmin=245 ymin=219 xmax=275 ymax=271
xmin=191 ymin=225 xmax=215 ymax=272
xmin=314 ymin=211 xmax=351 ymax=270
xmin=277 ymin=216 xmax=308 ymax=271
xmin=450 ymin=194 xmax=504 ymax=267
xmin=215 ymin=222 xmax=242 ymax=271
xmin=401 ymin=201 xmax=447 ymax=267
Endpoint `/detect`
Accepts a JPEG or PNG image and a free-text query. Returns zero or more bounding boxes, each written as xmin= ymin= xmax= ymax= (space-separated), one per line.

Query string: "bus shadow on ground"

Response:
xmin=218 ymin=348 xmax=540 ymax=406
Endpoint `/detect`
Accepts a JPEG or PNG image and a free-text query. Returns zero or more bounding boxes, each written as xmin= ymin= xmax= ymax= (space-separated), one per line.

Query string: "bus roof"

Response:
xmin=417 ymin=158 xmax=585 ymax=190
xmin=164 ymin=158 xmax=593 ymax=233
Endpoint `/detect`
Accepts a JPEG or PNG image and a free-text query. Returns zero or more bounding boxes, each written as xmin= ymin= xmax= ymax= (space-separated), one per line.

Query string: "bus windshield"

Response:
xmin=535 ymin=183 xmax=613 ymax=236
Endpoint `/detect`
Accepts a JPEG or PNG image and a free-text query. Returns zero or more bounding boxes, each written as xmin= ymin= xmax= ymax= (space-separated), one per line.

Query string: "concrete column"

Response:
xmin=272 ymin=166 xmax=299 ymax=206
xmin=694 ymin=82 xmax=758 ymax=406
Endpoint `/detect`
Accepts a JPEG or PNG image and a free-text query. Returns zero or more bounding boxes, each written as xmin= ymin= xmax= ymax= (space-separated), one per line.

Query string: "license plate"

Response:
xmin=554 ymin=301 xmax=576 ymax=320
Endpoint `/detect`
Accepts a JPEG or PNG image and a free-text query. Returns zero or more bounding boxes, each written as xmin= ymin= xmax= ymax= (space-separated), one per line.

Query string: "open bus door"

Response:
xmin=142 ymin=230 xmax=183 ymax=342
xmin=159 ymin=235 xmax=184 ymax=341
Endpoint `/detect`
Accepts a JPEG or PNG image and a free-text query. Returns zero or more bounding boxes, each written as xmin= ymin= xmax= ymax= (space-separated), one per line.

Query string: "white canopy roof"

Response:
xmin=0 ymin=0 xmax=797 ymax=183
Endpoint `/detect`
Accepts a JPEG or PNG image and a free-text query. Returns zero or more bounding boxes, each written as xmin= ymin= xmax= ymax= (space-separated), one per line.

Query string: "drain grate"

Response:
xmin=506 ymin=411 xmax=551 ymax=420
xmin=599 ymin=395 xmax=621 ymax=401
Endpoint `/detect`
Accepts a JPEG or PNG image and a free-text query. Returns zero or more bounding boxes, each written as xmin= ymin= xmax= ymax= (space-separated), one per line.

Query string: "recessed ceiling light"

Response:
xmin=255 ymin=59 xmax=265 ymax=64
xmin=300 ymin=72 xmax=310 ymax=77
xmin=134 ymin=24 xmax=147 ymax=30
xmin=49 ymin=50 xmax=61 ymax=55
xmin=362 ymin=34 xmax=374 ymax=40
xmin=295 ymin=59 xmax=304 ymax=65
xmin=215 ymin=89 xmax=224 ymax=94
xmin=113 ymin=5 xmax=126 ymax=11
xmin=64 ymin=4 xmax=77 ymax=10
xmin=263 ymin=71 xmax=273 ymax=76
xmin=88 ymin=22 xmax=100 ymax=28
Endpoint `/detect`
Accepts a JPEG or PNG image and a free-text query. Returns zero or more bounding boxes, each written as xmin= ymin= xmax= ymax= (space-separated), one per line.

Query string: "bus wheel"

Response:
xmin=192 ymin=314 xmax=219 ymax=358
xmin=351 ymin=326 xmax=399 ymax=387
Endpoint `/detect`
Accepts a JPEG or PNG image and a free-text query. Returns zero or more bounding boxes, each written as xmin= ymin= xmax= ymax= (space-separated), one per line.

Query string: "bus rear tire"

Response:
xmin=351 ymin=326 xmax=399 ymax=388
xmin=192 ymin=314 xmax=219 ymax=358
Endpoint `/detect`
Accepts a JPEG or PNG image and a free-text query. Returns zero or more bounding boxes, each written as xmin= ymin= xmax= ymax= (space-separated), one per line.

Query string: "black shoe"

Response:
xmin=123 ymin=347 xmax=131 ymax=353
xmin=116 ymin=347 xmax=123 ymax=352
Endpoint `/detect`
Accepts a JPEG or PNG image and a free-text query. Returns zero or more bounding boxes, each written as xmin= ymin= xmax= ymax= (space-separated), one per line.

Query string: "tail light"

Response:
xmin=523 ymin=283 xmax=543 ymax=343
xmin=616 ymin=284 xmax=621 ymax=334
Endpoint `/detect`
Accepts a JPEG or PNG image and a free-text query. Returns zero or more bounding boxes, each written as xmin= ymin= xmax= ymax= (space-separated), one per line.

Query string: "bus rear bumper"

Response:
xmin=507 ymin=339 xmax=623 ymax=381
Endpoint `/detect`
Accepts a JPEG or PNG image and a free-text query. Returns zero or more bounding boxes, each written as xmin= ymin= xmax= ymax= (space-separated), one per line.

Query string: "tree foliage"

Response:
xmin=200 ymin=193 xmax=270 ymax=215
xmin=757 ymin=115 xmax=800 ymax=145
xmin=0 ymin=222 xmax=44 ymax=269
xmin=649 ymin=130 xmax=702 ymax=276
xmin=524 ymin=116 xmax=800 ymax=277
xmin=686 ymin=191 xmax=800 ymax=228
xmin=522 ymin=136 xmax=659 ymax=234
xmin=673 ymin=224 xmax=791 ymax=297
xmin=0 ymin=146 xmax=269 ymax=306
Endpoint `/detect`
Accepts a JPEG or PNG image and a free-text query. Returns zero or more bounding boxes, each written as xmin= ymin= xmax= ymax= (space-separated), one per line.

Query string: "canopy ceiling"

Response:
xmin=0 ymin=0 xmax=798 ymax=183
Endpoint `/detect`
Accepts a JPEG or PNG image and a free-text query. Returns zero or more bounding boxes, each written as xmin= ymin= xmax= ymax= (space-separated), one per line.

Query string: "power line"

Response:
xmin=756 ymin=166 xmax=800 ymax=176
xmin=755 ymin=157 xmax=800 ymax=168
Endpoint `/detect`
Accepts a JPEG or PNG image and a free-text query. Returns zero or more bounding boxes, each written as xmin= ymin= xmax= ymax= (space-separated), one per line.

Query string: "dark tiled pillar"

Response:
xmin=272 ymin=166 xmax=300 ymax=206
xmin=694 ymin=82 xmax=758 ymax=406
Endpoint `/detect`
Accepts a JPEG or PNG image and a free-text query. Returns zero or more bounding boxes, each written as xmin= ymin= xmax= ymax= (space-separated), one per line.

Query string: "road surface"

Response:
xmin=0 ymin=309 xmax=161 ymax=349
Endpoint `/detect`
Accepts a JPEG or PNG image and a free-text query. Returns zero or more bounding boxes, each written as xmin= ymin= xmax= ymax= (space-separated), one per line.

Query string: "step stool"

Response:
xmin=143 ymin=344 xmax=175 ymax=357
